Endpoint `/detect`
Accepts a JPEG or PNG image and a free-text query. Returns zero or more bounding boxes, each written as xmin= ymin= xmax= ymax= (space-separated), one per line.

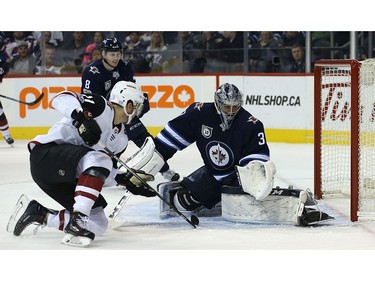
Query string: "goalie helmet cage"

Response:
xmin=314 ymin=59 xmax=375 ymax=222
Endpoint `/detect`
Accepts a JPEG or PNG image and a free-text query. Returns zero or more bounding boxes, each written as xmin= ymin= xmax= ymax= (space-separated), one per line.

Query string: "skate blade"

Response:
xmin=7 ymin=194 xmax=31 ymax=233
xmin=61 ymin=234 xmax=92 ymax=247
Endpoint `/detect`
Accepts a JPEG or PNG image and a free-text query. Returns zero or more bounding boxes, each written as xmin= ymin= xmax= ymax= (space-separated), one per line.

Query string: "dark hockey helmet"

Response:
xmin=0 ymin=32 xmax=4 ymax=49
xmin=101 ymin=38 xmax=122 ymax=52
xmin=214 ymin=83 xmax=243 ymax=130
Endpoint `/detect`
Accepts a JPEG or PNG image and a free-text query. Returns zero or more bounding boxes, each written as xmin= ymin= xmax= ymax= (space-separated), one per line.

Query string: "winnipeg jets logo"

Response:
xmin=89 ymin=66 xmax=100 ymax=75
xmin=201 ymin=125 xmax=213 ymax=139
xmin=206 ymin=141 xmax=234 ymax=170
xmin=113 ymin=71 xmax=120 ymax=79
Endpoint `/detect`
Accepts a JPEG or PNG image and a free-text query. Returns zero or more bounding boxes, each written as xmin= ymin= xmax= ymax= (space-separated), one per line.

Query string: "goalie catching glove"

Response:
xmin=115 ymin=170 xmax=156 ymax=197
xmin=71 ymin=108 xmax=102 ymax=146
xmin=236 ymin=160 xmax=276 ymax=201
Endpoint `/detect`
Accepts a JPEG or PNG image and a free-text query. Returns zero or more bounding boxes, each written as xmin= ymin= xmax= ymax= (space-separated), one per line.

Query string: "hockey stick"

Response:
xmin=0 ymin=92 xmax=44 ymax=105
xmin=99 ymin=142 xmax=199 ymax=228
xmin=108 ymin=188 xmax=132 ymax=229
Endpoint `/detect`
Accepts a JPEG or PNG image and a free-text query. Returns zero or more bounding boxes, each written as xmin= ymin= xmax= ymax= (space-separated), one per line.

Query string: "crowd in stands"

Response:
xmin=0 ymin=31 xmax=370 ymax=76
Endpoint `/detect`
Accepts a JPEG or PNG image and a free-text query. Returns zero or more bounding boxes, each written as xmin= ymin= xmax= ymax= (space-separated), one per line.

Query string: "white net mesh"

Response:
xmin=317 ymin=59 xmax=375 ymax=219
xmin=358 ymin=59 xmax=375 ymax=216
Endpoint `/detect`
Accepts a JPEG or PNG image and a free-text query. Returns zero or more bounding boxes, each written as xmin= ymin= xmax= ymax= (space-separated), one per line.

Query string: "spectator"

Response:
xmin=163 ymin=32 xmax=178 ymax=46
xmin=4 ymin=32 xmax=34 ymax=62
xmin=34 ymin=43 xmax=64 ymax=75
xmin=8 ymin=41 xmax=37 ymax=74
xmin=33 ymin=31 xmax=63 ymax=47
xmin=281 ymin=44 xmax=306 ymax=73
xmin=146 ymin=32 xmax=169 ymax=73
xmin=81 ymin=45 xmax=103 ymax=72
xmin=182 ymin=32 xmax=207 ymax=73
xmin=82 ymin=32 xmax=105 ymax=64
xmin=32 ymin=31 xmax=61 ymax=64
xmin=281 ymin=31 xmax=305 ymax=48
xmin=279 ymin=32 xmax=305 ymax=64
xmin=202 ymin=31 xmax=225 ymax=72
xmin=248 ymin=31 xmax=283 ymax=73
xmin=311 ymin=32 xmax=331 ymax=67
xmin=222 ymin=31 xmax=244 ymax=72
xmin=123 ymin=32 xmax=150 ymax=73
xmin=59 ymin=31 xmax=87 ymax=74
xmin=139 ymin=32 xmax=152 ymax=46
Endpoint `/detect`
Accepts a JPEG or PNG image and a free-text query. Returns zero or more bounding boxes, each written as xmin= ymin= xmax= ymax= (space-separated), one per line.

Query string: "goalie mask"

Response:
xmin=109 ymin=81 xmax=144 ymax=125
xmin=214 ymin=83 xmax=243 ymax=130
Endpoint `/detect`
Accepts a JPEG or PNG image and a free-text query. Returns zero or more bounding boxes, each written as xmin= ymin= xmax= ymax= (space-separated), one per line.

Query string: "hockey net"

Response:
xmin=314 ymin=59 xmax=375 ymax=221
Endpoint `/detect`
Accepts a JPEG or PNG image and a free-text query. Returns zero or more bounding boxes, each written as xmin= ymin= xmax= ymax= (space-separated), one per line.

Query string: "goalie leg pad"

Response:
xmin=221 ymin=186 xmax=307 ymax=225
xmin=158 ymin=181 xmax=185 ymax=218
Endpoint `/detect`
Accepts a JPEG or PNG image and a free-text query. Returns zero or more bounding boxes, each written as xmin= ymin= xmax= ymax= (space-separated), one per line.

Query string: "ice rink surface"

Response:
xmin=1 ymin=140 xmax=374 ymax=280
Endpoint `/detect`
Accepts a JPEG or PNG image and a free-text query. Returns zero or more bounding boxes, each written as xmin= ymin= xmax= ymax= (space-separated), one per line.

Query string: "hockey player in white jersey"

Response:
xmin=154 ymin=83 xmax=333 ymax=226
xmin=10 ymin=81 xmax=155 ymax=247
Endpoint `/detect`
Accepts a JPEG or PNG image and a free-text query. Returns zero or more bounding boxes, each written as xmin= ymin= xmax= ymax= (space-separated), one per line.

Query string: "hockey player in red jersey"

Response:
xmin=10 ymin=81 xmax=155 ymax=247
xmin=0 ymin=32 xmax=14 ymax=146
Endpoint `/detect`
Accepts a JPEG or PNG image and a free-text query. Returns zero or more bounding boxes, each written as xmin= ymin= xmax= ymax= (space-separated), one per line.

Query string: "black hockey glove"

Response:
xmin=71 ymin=108 xmax=102 ymax=146
xmin=115 ymin=170 xmax=156 ymax=197
xmin=136 ymin=93 xmax=150 ymax=118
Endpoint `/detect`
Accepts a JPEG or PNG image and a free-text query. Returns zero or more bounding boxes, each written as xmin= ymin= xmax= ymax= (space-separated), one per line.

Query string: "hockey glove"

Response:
xmin=115 ymin=170 xmax=156 ymax=197
xmin=136 ymin=93 xmax=150 ymax=118
xmin=71 ymin=108 xmax=102 ymax=146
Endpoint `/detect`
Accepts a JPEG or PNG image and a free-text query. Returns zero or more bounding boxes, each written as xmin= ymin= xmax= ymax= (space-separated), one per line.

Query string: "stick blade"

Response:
xmin=28 ymin=92 xmax=44 ymax=105
xmin=191 ymin=215 xmax=199 ymax=227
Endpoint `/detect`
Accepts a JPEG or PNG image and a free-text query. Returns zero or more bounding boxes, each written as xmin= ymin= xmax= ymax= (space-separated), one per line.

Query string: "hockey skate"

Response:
xmin=62 ymin=211 xmax=95 ymax=247
xmin=7 ymin=194 xmax=31 ymax=233
xmin=12 ymin=198 xmax=58 ymax=236
xmin=161 ymin=169 xmax=180 ymax=181
xmin=299 ymin=208 xmax=334 ymax=226
xmin=298 ymin=189 xmax=334 ymax=226
xmin=3 ymin=134 xmax=14 ymax=147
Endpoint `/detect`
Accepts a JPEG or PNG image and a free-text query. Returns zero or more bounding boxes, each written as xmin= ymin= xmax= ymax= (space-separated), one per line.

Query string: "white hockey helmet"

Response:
xmin=214 ymin=83 xmax=243 ymax=130
xmin=109 ymin=81 xmax=144 ymax=124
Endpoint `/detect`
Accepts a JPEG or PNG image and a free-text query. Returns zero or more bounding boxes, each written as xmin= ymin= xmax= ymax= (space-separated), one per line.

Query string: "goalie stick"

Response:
xmin=0 ymin=92 xmax=44 ymax=105
xmin=99 ymin=142 xmax=199 ymax=228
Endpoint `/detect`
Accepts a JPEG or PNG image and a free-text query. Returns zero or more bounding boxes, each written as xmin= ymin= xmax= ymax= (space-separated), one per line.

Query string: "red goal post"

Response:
xmin=314 ymin=59 xmax=375 ymax=222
